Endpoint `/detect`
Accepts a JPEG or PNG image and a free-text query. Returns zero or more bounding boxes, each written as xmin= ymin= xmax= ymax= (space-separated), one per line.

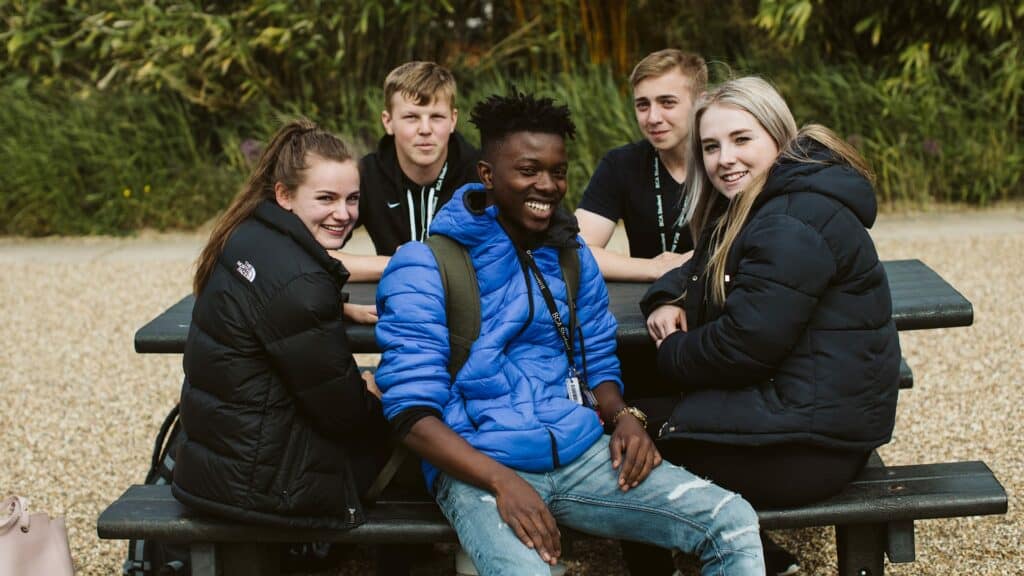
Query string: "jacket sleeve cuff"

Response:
xmin=656 ymin=331 xmax=688 ymax=384
xmin=640 ymin=261 xmax=692 ymax=317
xmin=640 ymin=294 xmax=682 ymax=317
xmin=391 ymin=406 xmax=443 ymax=439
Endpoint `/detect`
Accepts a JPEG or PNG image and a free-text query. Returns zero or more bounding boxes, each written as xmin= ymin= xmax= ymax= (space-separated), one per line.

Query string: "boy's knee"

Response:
xmin=712 ymin=493 xmax=761 ymax=552
xmin=462 ymin=535 xmax=552 ymax=576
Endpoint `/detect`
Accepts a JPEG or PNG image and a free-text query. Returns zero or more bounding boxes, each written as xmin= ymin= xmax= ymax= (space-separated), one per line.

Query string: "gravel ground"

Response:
xmin=1 ymin=209 xmax=1020 ymax=575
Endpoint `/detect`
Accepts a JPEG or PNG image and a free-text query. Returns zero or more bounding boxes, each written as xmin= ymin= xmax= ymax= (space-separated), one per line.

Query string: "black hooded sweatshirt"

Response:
xmin=641 ymin=143 xmax=901 ymax=451
xmin=355 ymin=132 xmax=480 ymax=255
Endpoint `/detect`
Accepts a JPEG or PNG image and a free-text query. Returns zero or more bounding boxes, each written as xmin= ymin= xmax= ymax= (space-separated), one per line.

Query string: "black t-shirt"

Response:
xmin=579 ymin=140 xmax=693 ymax=259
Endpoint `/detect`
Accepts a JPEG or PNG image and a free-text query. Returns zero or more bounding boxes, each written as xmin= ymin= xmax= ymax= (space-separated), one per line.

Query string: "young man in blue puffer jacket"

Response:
xmin=374 ymin=91 xmax=764 ymax=576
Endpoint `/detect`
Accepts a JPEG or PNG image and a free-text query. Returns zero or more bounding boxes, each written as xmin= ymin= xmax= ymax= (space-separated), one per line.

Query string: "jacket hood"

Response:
xmin=253 ymin=200 xmax=350 ymax=285
xmin=429 ymin=183 xmax=580 ymax=249
xmin=759 ymin=140 xmax=878 ymax=228
xmin=372 ymin=131 xmax=475 ymax=188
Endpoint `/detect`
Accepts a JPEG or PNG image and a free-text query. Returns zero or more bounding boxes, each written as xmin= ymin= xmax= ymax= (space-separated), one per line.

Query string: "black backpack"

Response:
xmin=363 ymin=234 xmax=581 ymax=500
xmin=123 ymin=404 xmax=190 ymax=576
xmin=124 ymin=406 xmax=335 ymax=575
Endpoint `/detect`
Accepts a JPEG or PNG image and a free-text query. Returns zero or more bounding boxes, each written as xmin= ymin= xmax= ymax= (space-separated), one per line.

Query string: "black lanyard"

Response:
xmin=522 ymin=249 xmax=579 ymax=377
xmin=432 ymin=161 xmax=449 ymax=197
xmin=654 ymin=155 xmax=684 ymax=254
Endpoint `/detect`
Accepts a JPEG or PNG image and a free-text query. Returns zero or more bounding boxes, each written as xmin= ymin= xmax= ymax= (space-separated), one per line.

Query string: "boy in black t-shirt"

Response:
xmin=576 ymin=50 xmax=707 ymax=281
xmin=335 ymin=61 xmax=480 ymax=292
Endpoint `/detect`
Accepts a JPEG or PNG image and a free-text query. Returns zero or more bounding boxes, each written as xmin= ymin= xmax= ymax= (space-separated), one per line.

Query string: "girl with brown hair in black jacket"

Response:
xmin=172 ymin=119 xmax=387 ymax=531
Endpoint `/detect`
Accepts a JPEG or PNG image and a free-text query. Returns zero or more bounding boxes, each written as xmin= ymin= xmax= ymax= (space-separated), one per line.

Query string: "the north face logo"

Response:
xmin=236 ymin=260 xmax=256 ymax=282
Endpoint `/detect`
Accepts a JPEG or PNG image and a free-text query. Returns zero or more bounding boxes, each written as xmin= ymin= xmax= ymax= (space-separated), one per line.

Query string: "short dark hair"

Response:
xmin=469 ymin=91 xmax=576 ymax=158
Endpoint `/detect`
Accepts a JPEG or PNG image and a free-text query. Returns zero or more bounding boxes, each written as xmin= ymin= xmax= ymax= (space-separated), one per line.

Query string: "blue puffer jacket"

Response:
xmin=375 ymin=184 xmax=622 ymax=491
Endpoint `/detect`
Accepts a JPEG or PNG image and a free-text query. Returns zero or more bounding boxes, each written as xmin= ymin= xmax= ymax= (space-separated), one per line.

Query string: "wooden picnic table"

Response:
xmin=135 ymin=259 xmax=972 ymax=355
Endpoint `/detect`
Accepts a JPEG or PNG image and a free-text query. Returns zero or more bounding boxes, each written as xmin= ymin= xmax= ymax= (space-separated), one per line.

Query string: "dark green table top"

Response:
xmin=134 ymin=259 xmax=971 ymax=355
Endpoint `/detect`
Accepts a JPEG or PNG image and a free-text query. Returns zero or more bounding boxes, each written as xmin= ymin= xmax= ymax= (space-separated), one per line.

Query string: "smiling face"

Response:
xmin=699 ymin=103 xmax=780 ymax=199
xmin=275 ymin=156 xmax=360 ymax=250
xmin=633 ymin=68 xmax=695 ymax=155
xmin=381 ymin=92 xmax=458 ymax=182
xmin=479 ymin=131 xmax=568 ymax=248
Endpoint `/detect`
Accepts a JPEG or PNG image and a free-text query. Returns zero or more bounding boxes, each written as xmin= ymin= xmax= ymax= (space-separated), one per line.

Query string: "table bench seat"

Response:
xmin=98 ymin=461 xmax=1005 ymax=576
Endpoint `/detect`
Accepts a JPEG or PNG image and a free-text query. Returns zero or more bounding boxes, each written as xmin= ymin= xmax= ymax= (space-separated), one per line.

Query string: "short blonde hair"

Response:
xmin=629 ymin=49 xmax=707 ymax=98
xmin=384 ymin=61 xmax=457 ymax=112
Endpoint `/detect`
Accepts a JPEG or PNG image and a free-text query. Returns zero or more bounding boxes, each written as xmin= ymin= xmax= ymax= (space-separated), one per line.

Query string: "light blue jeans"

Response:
xmin=434 ymin=435 xmax=764 ymax=576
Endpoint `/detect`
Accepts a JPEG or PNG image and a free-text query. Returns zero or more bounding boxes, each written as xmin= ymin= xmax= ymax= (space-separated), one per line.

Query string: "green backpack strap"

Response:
xmin=366 ymin=235 xmax=479 ymax=503
xmin=427 ymin=237 xmax=579 ymax=376
xmin=428 ymin=237 xmax=579 ymax=378
xmin=559 ymin=243 xmax=581 ymax=336
xmin=426 ymin=234 xmax=481 ymax=379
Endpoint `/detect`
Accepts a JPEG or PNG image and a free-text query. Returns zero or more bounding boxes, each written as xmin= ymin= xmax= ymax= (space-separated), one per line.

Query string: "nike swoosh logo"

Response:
xmin=387 ymin=202 xmax=401 ymax=209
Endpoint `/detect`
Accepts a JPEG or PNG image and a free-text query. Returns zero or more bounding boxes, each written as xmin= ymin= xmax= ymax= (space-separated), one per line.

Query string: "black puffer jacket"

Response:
xmin=172 ymin=201 xmax=387 ymax=529
xmin=641 ymin=145 xmax=901 ymax=451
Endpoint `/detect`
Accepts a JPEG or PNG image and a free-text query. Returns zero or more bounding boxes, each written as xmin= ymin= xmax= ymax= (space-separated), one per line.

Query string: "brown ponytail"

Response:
xmin=193 ymin=118 xmax=352 ymax=295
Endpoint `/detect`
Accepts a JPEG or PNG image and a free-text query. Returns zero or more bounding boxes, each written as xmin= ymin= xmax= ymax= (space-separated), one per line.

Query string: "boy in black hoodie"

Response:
xmin=337 ymin=61 xmax=480 ymax=290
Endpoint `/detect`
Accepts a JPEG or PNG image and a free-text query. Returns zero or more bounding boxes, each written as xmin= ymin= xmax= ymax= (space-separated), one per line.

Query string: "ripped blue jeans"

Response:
xmin=434 ymin=435 xmax=764 ymax=576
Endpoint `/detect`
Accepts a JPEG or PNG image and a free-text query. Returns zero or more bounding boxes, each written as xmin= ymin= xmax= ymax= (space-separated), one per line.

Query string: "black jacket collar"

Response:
xmin=252 ymin=200 xmax=350 ymax=285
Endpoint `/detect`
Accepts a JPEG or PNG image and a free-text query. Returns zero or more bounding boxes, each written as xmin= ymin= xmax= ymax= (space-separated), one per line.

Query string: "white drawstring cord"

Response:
xmin=406 ymin=189 xmax=417 ymax=243
xmin=425 ymin=188 xmax=436 ymax=239
xmin=406 ymin=161 xmax=448 ymax=242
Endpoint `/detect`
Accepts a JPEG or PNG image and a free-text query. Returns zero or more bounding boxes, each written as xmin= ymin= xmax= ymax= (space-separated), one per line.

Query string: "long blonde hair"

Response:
xmin=679 ymin=77 xmax=873 ymax=305
xmin=193 ymin=118 xmax=352 ymax=295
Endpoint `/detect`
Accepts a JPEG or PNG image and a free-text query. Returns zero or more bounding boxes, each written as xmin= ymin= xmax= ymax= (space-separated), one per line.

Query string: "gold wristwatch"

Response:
xmin=612 ymin=405 xmax=648 ymax=430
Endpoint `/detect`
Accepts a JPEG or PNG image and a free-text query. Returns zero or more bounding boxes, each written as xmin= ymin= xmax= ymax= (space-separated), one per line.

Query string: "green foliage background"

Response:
xmin=1 ymin=0 xmax=1021 ymax=235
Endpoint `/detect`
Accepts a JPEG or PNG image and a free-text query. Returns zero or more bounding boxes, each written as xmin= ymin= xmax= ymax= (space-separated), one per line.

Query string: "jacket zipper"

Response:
xmin=519 ymin=249 xmax=560 ymax=470
xmin=547 ymin=429 xmax=560 ymax=468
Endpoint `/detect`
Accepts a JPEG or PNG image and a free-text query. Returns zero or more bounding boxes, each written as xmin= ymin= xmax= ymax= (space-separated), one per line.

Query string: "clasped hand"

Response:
xmin=646 ymin=303 xmax=687 ymax=348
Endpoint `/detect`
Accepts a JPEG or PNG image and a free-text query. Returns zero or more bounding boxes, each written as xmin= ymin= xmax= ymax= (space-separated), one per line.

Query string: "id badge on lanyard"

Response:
xmin=566 ymin=368 xmax=596 ymax=406
xmin=565 ymin=369 xmax=583 ymax=405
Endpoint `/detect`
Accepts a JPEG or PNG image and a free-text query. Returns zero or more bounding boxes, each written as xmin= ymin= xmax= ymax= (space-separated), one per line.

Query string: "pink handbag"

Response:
xmin=0 ymin=496 xmax=75 ymax=575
